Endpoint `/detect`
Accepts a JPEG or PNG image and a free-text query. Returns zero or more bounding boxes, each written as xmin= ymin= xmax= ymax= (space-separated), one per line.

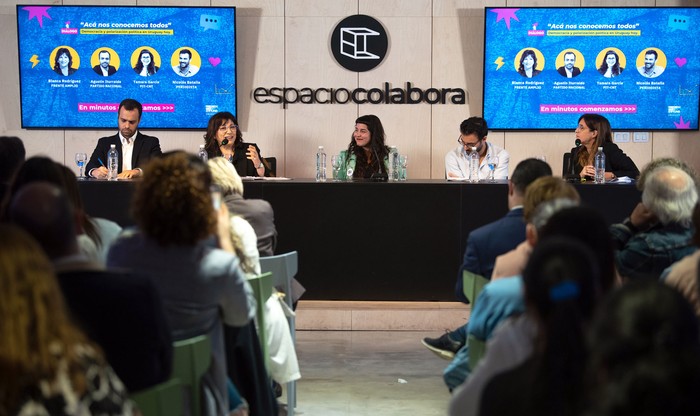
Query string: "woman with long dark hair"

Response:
xmin=598 ymin=50 xmax=624 ymax=78
xmin=133 ymin=49 xmax=159 ymax=76
xmin=517 ymin=49 xmax=541 ymax=78
xmin=204 ymin=111 xmax=272 ymax=177
xmin=338 ymin=114 xmax=390 ymax=180
xmin=53 ymin=47 xmax=77 ymax=76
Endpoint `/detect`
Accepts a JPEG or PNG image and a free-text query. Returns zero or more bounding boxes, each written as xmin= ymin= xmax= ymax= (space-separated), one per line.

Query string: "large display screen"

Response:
xmin=483 ymin=7 xmax=700 ymax=131
xmin=16 ymin=5 xmax=236 ymax=129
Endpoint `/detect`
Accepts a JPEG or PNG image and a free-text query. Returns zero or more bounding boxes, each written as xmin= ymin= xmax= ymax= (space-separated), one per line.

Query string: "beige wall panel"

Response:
xmin=124 ymin=0 xmax=208 ymax=5
xmin=583 ymin=0 xmax=655 ymax=5
xmin=614 ymin=139 xmax=651 ymax=175
xmin=360 ymin=0 xmax=431 ymax=17
xmin=434 ymin=0 xmax=504 ymax=17
xmin=214 ymin=0 xmax=284 ymax=16
xmin=0 ymin=7 xmax=20 ymax=133
xmin=286 ymin=0 xmax=356 ymax=17
xmin=502 ymin=132 xmax=569 ymax=177
xmin=505 ymin=0 xmax=578 ymax=6
xmin=652 ymin=132 xmax=700 ymax=170
xmin=14 ymin=131 xmax=65 ymax=165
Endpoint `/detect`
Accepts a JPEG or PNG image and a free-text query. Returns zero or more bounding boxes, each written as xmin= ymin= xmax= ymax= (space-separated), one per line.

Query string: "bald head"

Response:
xmin=9 ymin=182 xmax=78 ymax=259
xmin=642 ymin=166 xmax=697 ymax=226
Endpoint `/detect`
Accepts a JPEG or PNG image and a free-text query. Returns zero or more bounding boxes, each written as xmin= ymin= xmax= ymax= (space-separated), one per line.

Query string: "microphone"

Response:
xmin=575 ymin=138 xmax=581 ymax=147
xmin=370 ymin=146 xmax=388 ymax=182
xmin=565 ymin=139 xmax=581 ymax=182
xmin=219 ymin=138 xmax=229 ymax=146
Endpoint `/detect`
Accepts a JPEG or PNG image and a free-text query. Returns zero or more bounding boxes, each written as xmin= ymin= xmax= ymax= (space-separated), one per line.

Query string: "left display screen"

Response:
xmin=16 ymin=5 xmax=237 ymax=129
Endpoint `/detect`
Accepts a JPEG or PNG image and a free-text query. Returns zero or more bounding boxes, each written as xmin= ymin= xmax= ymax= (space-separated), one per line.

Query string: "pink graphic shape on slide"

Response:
xmin=208 ymin=57 xmax=221 ymax=67
xmin=674 ymin=57 xmax=687 ymax=67
xmin=23 ymin=6 xmax=52 ymax=28
xmin=674 ymin=116 xmax=691 ymax=129
xmin=490 ymin=9 xmax=520 ymax=30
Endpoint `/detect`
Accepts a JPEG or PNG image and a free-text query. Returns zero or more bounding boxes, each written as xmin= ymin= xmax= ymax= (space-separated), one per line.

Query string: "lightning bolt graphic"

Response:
xmin=494 ymin=57 xmax=504 ymax=70
xmin=30 ymin=55 xmax=40 ymax=68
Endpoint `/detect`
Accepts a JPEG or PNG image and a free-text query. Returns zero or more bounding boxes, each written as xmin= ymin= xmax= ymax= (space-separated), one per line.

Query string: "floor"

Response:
xmin=288 ymin=330 xmax=451 ymax=416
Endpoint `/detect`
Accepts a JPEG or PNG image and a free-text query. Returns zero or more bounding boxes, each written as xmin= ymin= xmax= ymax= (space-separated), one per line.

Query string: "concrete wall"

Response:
xmin=2 ymin=0 xmax=698 ymax=178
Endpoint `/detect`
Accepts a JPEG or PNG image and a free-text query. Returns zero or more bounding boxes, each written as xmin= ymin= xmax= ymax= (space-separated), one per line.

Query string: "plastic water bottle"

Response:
xmin=316 ymin=146 xmax=327 ymax=182
xmin=389 ymin=146 xmax=400 ymax=181
xmin=107 ymin=144 xmax=118 ymax=181
xmin=198 ymin=144 xmax=208 ymax=162
xmin=469 ymin=146 xmax=480 ymax=182
xmin=594 ymin=146 xmax=606 ymax=184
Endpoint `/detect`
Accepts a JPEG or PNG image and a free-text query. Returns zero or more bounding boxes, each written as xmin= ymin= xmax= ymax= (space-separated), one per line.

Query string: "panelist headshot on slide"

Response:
xmin=557 ymin=50 xmax=582 ymax=78
xmin=52 ymin=47 xmax=78 ymax=76
xmin=133 ymin=48 xmax=160 ymax=77
xmin=172 ymin=48 xmax=200 ymax=77
xmin=92 ymin=49 xmax=118 ymax=77
xmin=637 ymin=48 xmax=666 ymax=78
xmin=516 ymin=49 xmax=543 ymax=78
xmin=597 ymin=49 xmax=625 ymax=78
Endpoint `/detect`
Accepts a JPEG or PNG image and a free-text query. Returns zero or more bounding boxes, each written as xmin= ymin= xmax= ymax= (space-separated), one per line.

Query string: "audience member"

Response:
xmin=663 ymin=202 xmax=700 ymax=317
xmin=338 ymin=114 xmax=390 ymax=180
xmin=9 ymin=182 xmax=172 ymax=393
xmin=445 ymin=116 xmax=509 ymax=180
xmin=208 ymin=157 xmax=278 ymax=256
xmin=0 ymin=136 xmax=25 ymax=203
xmin=584 ymin=280 xmax=700 ymax=416
xmin=478 ymin=238 xmax=597 ymax=416
xmin=85 ymin=98 xmax=162 ymax=179
xmin=422 ymin=158 xmax=551 ymax=359
xmin=204 ymin=112 xmax=272 ymax=177
xmin=636 ymin=157 xmax=697 ymax=190
xmin=449 ymin=205 xmax=616 ymax=416
xmin=0 ymin=224 xmax=132 ymax=414
xmin=611 ymin=165 xmax=697 ymax=280
xmin=107 ymin=151 xmax=254 ymax=415
xmin=442 ymin=178 xmax=581 ymax=391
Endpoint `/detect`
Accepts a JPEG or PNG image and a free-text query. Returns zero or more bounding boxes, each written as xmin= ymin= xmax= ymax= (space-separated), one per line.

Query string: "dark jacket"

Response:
xmin=557 ymin=66 xmax=581 ymax=77
xmin=93 ymin=65 xmax=117 ymax=76
xmin=569 ymin=141 xmax=639 ymax=179
xmin=86 ymin=132 xmax=162 ymax=175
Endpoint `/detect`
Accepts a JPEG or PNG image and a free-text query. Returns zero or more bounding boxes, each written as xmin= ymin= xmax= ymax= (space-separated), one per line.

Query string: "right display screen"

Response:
xmin=482 ymin=7 xmax=700 ymax=131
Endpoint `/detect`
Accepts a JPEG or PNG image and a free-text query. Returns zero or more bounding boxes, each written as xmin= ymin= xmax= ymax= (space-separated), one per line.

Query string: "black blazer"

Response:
xmin=208 ymin=141 xmax=272 ymax=177
xmin=557 ymin=66 xmax=581 ymax=77
xmin=569 ymin=141 xmax=639 ymax=180
xmin=86 ymin=132 xmax=162 ymax=175
xmin=93 ymin=64 xmax=117 ymax=76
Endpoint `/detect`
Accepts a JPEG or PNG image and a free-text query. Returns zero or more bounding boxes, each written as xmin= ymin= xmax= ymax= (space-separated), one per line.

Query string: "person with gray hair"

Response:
xmin=611 ymin=165 xmax=698 ymax=280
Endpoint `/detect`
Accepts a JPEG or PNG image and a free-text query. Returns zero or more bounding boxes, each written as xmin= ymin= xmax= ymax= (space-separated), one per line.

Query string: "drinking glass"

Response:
xmin=331 ymin=155 xmax=341 ymax=181
xmin=399 ymin=155 xmax=408 ymax=181
xmin=487 ymin=155 xmax=499 ymax=182
xmin=75 ymin=152 xmax=87 ymax=179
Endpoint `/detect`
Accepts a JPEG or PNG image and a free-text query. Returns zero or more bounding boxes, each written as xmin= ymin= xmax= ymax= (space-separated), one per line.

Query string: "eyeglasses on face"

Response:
xmin=219 ymin=124 xmax=238 ymax=132
xmin=458 ymin=135 xmax=481 ymax=148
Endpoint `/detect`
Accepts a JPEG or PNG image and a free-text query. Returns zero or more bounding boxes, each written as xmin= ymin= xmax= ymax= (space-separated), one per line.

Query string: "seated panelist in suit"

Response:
xmin=204 ymin=111 xmax=272 ymax=177
xmin=570 ymin=113 xmax=639 ymax=181
xmin=85 ymin=98 xmax=162 ymax=179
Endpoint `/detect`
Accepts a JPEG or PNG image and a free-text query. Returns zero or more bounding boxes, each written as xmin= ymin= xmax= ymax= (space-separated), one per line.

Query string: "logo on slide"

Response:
xmin=331 ymin=15 xmax=388 ymax=72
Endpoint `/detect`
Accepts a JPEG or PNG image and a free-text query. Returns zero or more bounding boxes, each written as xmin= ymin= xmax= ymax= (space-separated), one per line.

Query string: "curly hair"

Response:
xmin=132 ymin=151 xmax=215 ymax=245
xmin=345 ymin=114 xmax=390 ymax=179
xmin=203 ymin=112 xmax=242 ymax=158
xmin=0 ymin=224 xmax=101 ymax=411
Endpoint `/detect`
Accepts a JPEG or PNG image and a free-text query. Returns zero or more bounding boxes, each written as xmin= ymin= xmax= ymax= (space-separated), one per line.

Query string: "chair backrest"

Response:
xmin=259 ymin=251 xmax=299 ymax=312
xmin=562 ymin=152 xmax=572 ymax=176
xmin=248 ymin=272 xmax=274 ymax=368
xmin=462 ymin=270 xmax=489 ymax=307
xmin=173 ymin=335 xmax=212 ymax=416
xmin=264 ymin=157 xmax=277 ymax=177
xmin=467 ymin=334 xmax=487 ymax=370
xmin=130 ymin=378 xmax=184 ymax=416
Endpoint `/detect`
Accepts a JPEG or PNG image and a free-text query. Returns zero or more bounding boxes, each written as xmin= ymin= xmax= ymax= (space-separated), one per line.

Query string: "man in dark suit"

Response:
xmin=9 ymin=182 xmax=173 ymax=393
xmin=86 ymin=98 xmax=162 ymax=179
xmin=557 ymin=51 xmax=581 ymax=78
xmin=422 ymin=158 xmax=552 ymax=360
xmin=92 ymin=50 xmax=117 ymax=76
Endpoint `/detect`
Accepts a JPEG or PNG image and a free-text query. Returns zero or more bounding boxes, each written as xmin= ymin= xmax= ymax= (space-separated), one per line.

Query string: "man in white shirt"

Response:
xmin=637 ymin=49 xmax=665 ymax=78
xmin=445 ymin=117 xmax=509 ymax=180
xmin=172 ymin=48 xmax=199 ymax=77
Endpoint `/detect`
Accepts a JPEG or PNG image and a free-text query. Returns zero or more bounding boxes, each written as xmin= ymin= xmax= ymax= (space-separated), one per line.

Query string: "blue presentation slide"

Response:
xmin=483 ymin=7 xmax=700 ymax=131
xmin=17 ymin=5 xmax=237 ymax=129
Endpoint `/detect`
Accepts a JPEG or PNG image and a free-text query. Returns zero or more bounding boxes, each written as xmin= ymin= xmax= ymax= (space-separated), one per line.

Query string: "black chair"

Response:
xmin=264 ymin=157 xmax=277 ymax=177
xmin=562 ymin=152 xmax=572 ymax=177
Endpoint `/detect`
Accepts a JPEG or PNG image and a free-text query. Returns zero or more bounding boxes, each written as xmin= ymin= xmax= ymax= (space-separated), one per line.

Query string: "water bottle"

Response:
xmin=107 ymin=144 xmax=118 ymax=181
xmin=594 ymin=146 xmax=606 ymax=184
xmin=198 ymin=144 xmax=208 ymax=162
xmin=316 ymin=146 xmax=327 ymax=182
xmin=469 ymin=146 xmax=480 ymax=182
xmin=389 ymin=146 xmax=400 ymax=181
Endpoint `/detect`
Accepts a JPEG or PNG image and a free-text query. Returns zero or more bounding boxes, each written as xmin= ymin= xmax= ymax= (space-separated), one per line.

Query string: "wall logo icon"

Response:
xmin=331 ymin=15 xmax=388 ymax=72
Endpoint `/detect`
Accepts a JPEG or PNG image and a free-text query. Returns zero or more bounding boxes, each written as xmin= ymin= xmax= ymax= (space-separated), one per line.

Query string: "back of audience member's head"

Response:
xmin=522 ymin=237 xmax=598 ymax=416
xmin=208 ymin=157 xmax=244 ymax=196
xmin=694 ymin=203 xmax=700 ymax=247
xmin=642 ymin=165 xmax=697 ymax=227
xmin=586 ymin=280 xmax=700 ymax=416
xmin=637 ymin=157 xmax=698 ymax=191
xmin=510 ymin=158 xmax=553 ymax=195
xmin=133 ymin=151 xmax=215 ymax=246
xmin=0 ymin=136 xmax=25 ymax=184
xmin=1 ymin=156 xmax=64 ymax=220
xmin=56 ymin=164 xmax=101 ymax=247
xmin=539 ymin=206 xmax=616 ymax=294
xmin=0 ymin=224 xmax=98 ymax=410
xmin=523 ymin=176 xmax=580 ymax=223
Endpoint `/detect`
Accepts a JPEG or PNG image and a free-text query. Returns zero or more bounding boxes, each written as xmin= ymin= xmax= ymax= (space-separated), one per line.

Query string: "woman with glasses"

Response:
xmin=204 ymin=111 xmax=272 ymax=177
xmin=571 ymin=114 xmax=639 ymax=181
xmin=445 ymin=116 xmax=509 ymax=180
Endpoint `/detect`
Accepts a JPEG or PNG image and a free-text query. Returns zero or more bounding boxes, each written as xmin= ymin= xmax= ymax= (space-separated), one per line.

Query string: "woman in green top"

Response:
xmin=339 ymin=114 xmax=390 ymax=180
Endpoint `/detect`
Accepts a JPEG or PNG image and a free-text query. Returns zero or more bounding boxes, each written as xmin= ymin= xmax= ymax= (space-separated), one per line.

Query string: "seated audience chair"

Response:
xmin=462 ymin=270 xmax=489 ymax=368
xmin=248 ymin=272 xmax=274 ymax=368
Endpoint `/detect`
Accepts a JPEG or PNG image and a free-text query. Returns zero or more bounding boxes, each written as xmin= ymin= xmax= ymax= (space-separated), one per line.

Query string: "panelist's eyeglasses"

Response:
xmin=458 ymin=135 xmax=481 ymax=148
xmin=219 ymin=124 xmax=239 ymax=132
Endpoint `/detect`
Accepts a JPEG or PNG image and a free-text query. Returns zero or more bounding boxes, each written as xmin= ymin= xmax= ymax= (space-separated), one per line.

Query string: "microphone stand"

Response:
xmin=370 ymin=146 xmax=388 ymax=182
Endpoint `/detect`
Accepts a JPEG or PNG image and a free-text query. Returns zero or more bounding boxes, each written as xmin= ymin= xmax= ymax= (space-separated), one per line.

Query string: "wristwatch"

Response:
xmin=257 ymin=161 xmax=264 ymax=169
